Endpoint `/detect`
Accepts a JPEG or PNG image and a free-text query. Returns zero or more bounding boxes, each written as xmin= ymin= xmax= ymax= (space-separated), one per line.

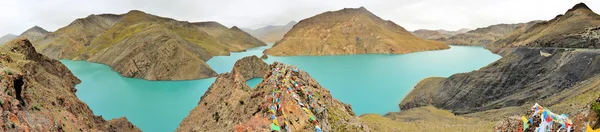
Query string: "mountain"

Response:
xmin=411 ymin=29 xmax=470 ymax=41
xmin=0 ymin=34 xmax=17 ymax=45
xmin=264 ymin=7 xmax=449 ymax=56
xmin=32 ymin=10 xmax=266 ymax=80
xmin=242 ymin=21 xmax=297 ymax=43
xmin=444 ymin=21 xmax=541 ymax=46
xmin=192 ymin=21 xmax=266 ymax=53
xmin=492 ymin=3 xmax=600 ymax=48
xmin=18 ymin=26 xmax=51 ymax=41
xmin=0 ymin=39 xmax=140 ymax=131
xmin=401 ymin=3 xmax=600 ymax=115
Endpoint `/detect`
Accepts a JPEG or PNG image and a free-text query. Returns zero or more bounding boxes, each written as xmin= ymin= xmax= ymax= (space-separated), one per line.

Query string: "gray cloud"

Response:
xmin=0 ymin=0 xmax=598 ymax=35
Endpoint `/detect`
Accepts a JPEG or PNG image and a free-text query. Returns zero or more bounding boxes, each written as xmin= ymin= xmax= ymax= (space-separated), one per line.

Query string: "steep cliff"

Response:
xmin=177 ymin=61 xmax=366 ymax=131
xmin=264 ymin=7 xmax=449 ymax=56
xmin=0 ymin=39 xmax=139 ymax=131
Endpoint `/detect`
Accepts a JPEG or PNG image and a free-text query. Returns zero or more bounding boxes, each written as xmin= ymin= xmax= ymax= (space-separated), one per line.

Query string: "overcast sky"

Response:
xmin=0 ymin=0 xmax=597 ymax=36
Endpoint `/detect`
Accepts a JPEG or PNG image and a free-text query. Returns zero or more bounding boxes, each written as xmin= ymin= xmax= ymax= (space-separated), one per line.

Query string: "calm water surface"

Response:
xmin=63 ymin=45 xmax=500 ymax=132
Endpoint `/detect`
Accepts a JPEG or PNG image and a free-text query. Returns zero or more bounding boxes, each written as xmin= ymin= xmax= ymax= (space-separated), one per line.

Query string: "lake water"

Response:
xmin=63 ymin=45 xmax=500 ymax=132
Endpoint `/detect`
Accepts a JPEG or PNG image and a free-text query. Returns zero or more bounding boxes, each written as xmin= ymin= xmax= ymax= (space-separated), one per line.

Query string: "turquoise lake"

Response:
xmin=62 ymin=45 xmax=501 ymax=132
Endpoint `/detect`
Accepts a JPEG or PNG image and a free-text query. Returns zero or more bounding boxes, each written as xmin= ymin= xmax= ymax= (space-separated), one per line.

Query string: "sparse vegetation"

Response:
xmin=213 ymin=112 xmax=220 ymax=122
xmin=592 ymin=102 xmax=600 ymax=119
xmin=32 ymin=104 xmax=42 ymax=111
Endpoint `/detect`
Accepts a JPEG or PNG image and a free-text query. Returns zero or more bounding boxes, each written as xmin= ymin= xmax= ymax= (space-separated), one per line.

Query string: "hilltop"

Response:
xmin=0 ymin=39 xmax=139 ymax=131
xmin=264 ymin=7 xmax=449 ymax=56
xmin=242 ymin=21 xmax=297 ymax=43
xmin=32 ymin=10 xmax=266 ymax=80
xmin=18 ymin=26 xmax=51 ymax=42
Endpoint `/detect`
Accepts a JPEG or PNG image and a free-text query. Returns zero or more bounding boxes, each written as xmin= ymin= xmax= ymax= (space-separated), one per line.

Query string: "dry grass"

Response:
xmin=360 ymin=106 xmax=496 ymax=132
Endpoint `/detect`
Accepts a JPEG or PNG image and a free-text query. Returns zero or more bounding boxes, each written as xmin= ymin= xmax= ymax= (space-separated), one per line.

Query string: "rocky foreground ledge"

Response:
xmin=177 ymin=59 xmax=367 ymax=131
xmin=0 ymin=39 xmax=139 ymax=131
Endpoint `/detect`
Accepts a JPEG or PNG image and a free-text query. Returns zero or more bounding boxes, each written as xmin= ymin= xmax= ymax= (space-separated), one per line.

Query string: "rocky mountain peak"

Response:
xmin=231 ymin=26 xmax=243 ymax=31
xmin=566 ymin=2 xmax=592 ymax=13
xmin=25 ymin=26 xmax=49 ymax=34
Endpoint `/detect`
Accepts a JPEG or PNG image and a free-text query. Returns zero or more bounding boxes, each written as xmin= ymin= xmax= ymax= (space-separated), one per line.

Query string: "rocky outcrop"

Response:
xmin=177 ymin=62 xmax=366 ymax=131
xmin=0 ymin=34 xmax=17 ymax=45
xmin=0 ymin=39 xmax=139 ymax=131
xmin=411 ymin=29 xmax=470 ymax=41
xmin=491 ymin=3 xmax=600 ymax=48
xmin=260 ymin=54 xmax=268 ymax=59
xmin=444 ymin=21 xmax=540 ymax=46
xmin=242 ymin=21 xmax=297 ymax=43
xmin=32 ymin=10 xmax=266 ymax=80
xmin=18 ymin=26 xmax=51 ymax=42
xmin=232 ymin=55 xmax=268 ymax=80
xmin=264 ymin=7 xmax=449 ymax=56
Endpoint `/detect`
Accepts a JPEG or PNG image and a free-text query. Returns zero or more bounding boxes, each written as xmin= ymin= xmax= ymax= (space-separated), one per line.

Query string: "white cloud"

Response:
xmin=0 ymin=0 xmax=598 ymax=35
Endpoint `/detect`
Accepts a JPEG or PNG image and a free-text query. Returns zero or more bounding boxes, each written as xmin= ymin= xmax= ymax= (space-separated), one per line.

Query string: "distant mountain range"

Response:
xmin=412 ymin=21 xmax=541 ymax=46
xmin=264 ymin=7 xmax=449 ymax=56
xmin=29 ymin=10 xmax=266 ymax=80
xmin=0 ymin=34 xmax=17 ymax=45
xmin=411 ymin=28 xmax=470 ymax=41
xmin=242 ymin=21 xmax=297 ymax=43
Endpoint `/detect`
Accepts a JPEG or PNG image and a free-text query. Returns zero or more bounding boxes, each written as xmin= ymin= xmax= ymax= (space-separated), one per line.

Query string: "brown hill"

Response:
xmin=264 ymin=7 xmax=449 ymax=56
xmin=33 ymin=10 xmax=266 ymax=80
xmin=492 ymin=3 xmax=600 ymax=48
xmin=0 ymin=39 xmax=139 ymax=131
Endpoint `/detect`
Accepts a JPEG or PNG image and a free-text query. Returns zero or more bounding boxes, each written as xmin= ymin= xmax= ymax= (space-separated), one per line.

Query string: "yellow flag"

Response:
xmin=521 ymin=116 xmax=529 ymax=130
xmin=588 ymin=125 xmax=600 ymax=132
